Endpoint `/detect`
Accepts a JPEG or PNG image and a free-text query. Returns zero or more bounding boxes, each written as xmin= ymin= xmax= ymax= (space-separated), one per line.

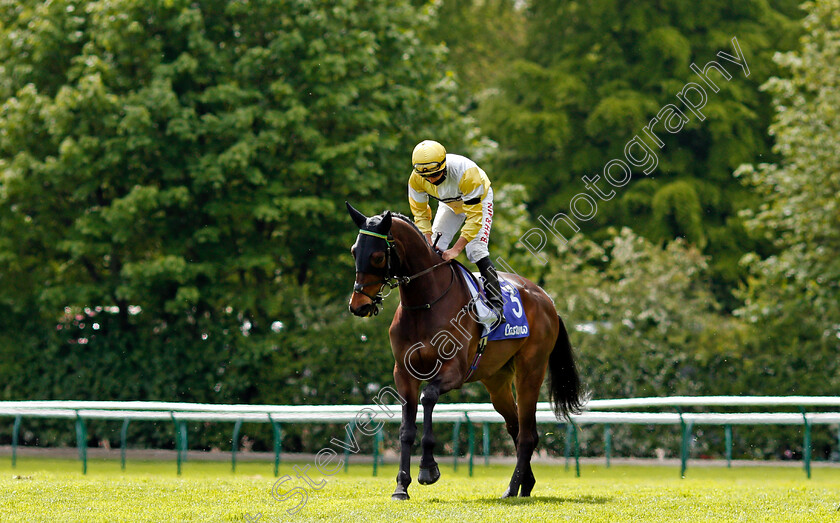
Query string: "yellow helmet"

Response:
xmin=412 ymin=140 xmax=447 ymax=177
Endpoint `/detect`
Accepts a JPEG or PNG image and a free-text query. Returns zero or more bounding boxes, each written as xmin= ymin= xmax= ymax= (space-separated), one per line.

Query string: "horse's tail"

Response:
xmin=547 ymin=314 xmax=584 ymax=420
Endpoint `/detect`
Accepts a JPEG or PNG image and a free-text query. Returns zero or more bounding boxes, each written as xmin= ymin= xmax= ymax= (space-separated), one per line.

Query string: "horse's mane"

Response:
xmin=390 ymin=212 xmax=424 ymax=237
xmin=389 ymin=211 xmax=437 ymax=255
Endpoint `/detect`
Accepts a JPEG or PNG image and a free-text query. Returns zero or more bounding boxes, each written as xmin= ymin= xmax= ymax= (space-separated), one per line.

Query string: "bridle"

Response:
xmin=353 ymin=229 xmax=454 ymax=314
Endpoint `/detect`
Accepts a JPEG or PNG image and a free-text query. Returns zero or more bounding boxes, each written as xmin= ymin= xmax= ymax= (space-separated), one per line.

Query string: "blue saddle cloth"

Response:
xmin=456 ymin=265 xmax=530 ymax=341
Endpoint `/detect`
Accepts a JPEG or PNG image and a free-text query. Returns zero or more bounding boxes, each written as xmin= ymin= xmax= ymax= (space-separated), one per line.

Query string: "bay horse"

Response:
xmin=346 ymin=202 xmax=582 ymax=500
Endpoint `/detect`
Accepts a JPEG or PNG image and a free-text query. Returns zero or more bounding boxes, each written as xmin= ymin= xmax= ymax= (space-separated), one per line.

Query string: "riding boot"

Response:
xmin=476 ymin=257 xmax=506 ymax=327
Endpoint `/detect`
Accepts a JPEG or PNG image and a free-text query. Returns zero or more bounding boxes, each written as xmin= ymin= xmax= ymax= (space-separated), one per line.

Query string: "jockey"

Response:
xmin=407 ymin=139 xmax=506 ymax=326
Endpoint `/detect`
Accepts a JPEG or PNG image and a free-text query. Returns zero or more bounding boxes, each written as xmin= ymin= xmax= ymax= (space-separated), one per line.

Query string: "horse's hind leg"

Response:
xmin=482 ymin=370 xmax=519 ymax=446
xmin=417 ymin=380 xmax=441 ymax=485
xmin=483 ymin=369 xmax=529 ymax=498
xmin=505 ymin=353 xmax=547 ymax=498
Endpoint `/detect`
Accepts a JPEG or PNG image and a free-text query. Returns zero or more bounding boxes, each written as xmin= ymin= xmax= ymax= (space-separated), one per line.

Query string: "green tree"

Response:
xmin=0 ymin=0 xmax=469 ymax=410
xmin=420 ymin=0 xmax=527 ymax=98
xmin=540 ymin=227 xmax=752 ymax=457
xmin=650 ymin=180 xmax=706 ymax=248
xmin=542 ymin=228 xmax=742 ymax=397
xmin=478 ymin=0 xmax=803 ymax=308
xmin=734 ymin=0 xmax=840 ymax=392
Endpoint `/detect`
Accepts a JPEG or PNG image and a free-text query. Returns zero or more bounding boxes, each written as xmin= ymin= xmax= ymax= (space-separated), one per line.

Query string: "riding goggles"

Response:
xmin=413 ymin=160 xmax=446 ymax=178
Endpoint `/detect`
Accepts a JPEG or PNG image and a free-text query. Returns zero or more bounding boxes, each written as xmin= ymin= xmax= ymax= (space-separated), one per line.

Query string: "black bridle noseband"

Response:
xmin=353 ymin=229 xmax=454 ymax=314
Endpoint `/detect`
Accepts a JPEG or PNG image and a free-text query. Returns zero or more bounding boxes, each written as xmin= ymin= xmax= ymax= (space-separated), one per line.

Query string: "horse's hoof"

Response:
xmin=418 ymin=463 xmax=440 ymax=485
xmin=520 ymin=478 xmax=535 ymax=497
xmin=391 ymin=492 xmax=410 ymax=501
xmin=501 ymin=486 xmax=519 ymax=498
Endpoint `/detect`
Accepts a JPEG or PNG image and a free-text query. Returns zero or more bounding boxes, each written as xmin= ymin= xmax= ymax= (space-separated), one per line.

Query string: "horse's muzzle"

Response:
xmin=349 ymin=302 xmax=377 ymax=317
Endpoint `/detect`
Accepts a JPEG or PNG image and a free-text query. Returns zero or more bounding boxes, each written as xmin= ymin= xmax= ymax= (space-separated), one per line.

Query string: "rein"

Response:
xmin=400 ymin=263 xmax=457 ymax=311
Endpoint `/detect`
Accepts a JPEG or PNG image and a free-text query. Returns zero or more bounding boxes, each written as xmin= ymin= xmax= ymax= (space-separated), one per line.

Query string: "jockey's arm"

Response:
xmin=442 ymin=236 xmax=468 ymax=261
xmin=408 ymin=174 xmax=433 ymax=239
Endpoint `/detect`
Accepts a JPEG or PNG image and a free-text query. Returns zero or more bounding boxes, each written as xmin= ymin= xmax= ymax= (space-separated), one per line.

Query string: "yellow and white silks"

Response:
xmin=408 ymin=154 xmax=494 ymax=263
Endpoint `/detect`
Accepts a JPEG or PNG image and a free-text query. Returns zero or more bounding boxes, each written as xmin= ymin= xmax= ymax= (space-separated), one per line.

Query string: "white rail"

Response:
xmin=1 ymin=397 xmax=837 ymax=478
xmin=3 ymin=395 xmax=840 ymax=419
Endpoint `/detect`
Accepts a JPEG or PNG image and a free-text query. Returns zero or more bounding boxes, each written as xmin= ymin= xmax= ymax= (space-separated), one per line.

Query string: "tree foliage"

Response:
xmin=477 ymin=0 xmax=803 ymax=308
xmin=420 ymin=0 xmax=527 ymax=98
xmin=537 ymin=228 xmax=767 ymax=458
xmin=734 ymin=0 xmax=840 ymax=390
xmin=0 ymin=0 xmax=834 ymax=460
xmin=542 ymin=229 xmax=741 ymax=398
xmin=0 ymin=0 xmax=469 ymax=409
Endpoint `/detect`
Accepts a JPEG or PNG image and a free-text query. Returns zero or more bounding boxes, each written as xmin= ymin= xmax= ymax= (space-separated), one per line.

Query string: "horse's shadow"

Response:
xmin=425 ymin=495 xmax=613 ymax=506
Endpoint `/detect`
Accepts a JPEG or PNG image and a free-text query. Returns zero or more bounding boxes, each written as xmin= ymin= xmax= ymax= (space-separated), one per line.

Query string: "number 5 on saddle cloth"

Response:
xmin=454 ymin=263 xmax=530 ymax=381
xmin=454 ymin=264 xmax=530 ymax=341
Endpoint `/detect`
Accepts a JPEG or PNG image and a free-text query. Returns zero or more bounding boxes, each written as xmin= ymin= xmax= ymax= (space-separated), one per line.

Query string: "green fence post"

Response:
xmin=74 ymin=413 xmax=88 ymax=475
xmin=11 ymin=415 xmax=21 ymax=469
xmin=344 ymin=420 xmax=356 ymax=473
xmin=380 ymin=427 xmax=386 ymax=467
xmin=370 ymin=411 xmax=381 ymax=477
xmin=120 ymin=419 xmax=130 ymax=471
xmin=452 ymin=419 xmax=462 ymax=472
xmin=799 ymin=408 xmax=811 ymax=479
xmin=679 ymin=411 xmax=693 ymax=478
xmin=466 ymin=414 xmax=475 ymax=477
xmin=725 ymin=425 xmax=733 ymax=468
xmin=563 ymin=423 xmax=572 ymax=472
xmin=482 ymin=422 xmax=490 ymax=466
xmin=171 ymin=413 xmax=182 ymax=476
xmin=376 ymin=428 xmax=384 ymax=476
xmin=571 ymin=419 xmax=580 ymax=478
xmin=179 ymin=421 xmax=188 ymax=463
xmin=269 ymin=415 xmax=282 ymax=477
xmin=231 ymin=419 xmax=243 ymax=473
xmin=604 ymin=424 xmax=612 ymax=468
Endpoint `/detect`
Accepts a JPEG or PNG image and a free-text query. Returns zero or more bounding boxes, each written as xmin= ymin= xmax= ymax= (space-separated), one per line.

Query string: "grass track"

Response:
xmin=1 ymin=457 xmax=839 ymax=521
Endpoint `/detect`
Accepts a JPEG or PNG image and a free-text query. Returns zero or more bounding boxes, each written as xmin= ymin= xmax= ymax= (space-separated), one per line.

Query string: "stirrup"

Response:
xmin=489 ymin=307 xmax=506 ymax=329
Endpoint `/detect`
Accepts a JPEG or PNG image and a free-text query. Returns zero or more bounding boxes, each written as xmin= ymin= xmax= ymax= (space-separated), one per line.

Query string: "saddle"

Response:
xmin=450 ymin=259 xmax=530 ymax=341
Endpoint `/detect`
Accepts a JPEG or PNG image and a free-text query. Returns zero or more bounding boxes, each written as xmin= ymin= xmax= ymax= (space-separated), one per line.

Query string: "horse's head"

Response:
xmin=346 ymin=202 xmax=398 ymax=317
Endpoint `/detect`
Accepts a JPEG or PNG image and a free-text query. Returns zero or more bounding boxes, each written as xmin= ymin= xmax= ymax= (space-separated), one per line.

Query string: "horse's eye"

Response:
xmin=371 ymin=252 xmax=386 ymax=267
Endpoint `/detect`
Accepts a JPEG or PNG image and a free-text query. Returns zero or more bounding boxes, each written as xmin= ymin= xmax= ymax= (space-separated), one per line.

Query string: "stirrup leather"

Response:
xmin=477 ymin=258 xmax=506 ymax=327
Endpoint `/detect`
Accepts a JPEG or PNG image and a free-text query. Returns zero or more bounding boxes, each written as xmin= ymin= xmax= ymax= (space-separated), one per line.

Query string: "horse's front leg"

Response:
xmin=417 ymin=379 xmax=441 ymax=485
xmin=417 ymin=362 xmax=464 ymax=485
xmin=393 ymin=370 xmax=419 ymax=501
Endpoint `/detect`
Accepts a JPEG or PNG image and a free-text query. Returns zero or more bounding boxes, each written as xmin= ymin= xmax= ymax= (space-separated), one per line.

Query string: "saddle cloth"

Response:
xmin=455 ymin=265 xmax=530 ymax=341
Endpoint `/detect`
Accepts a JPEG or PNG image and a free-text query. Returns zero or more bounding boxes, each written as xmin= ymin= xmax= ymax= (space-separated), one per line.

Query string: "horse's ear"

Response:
xmin=379 ymin=211 xmax=392 ymax=233
xmin=346 ymin=201 xmax=367 ymax=229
